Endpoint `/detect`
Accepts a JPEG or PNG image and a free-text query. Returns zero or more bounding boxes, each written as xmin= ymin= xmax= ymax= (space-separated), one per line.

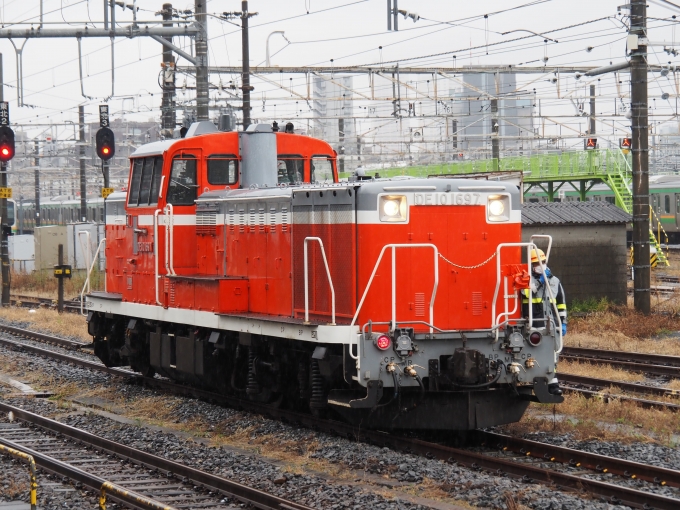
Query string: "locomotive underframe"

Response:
xmin=86 ymin=295 xmax=560 ymax=430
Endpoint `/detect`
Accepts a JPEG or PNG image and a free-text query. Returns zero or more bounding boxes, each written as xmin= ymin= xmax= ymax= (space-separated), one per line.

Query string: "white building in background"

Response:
xmin=449 ymin=73 xmax=534 ymax=157
xmin=312 ymin=76 xmax=358 ymax=171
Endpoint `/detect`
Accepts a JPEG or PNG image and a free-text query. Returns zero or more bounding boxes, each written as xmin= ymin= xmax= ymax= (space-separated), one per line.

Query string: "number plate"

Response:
xmin=414 ymin=192 xmax=480 ymax=206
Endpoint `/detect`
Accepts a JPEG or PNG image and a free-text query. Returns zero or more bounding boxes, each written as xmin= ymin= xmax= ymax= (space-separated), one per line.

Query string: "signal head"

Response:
xmin=96 ymin=127 xmax=115 ymax=161
xmin=0 ymin=126 xmax=15 ymax=163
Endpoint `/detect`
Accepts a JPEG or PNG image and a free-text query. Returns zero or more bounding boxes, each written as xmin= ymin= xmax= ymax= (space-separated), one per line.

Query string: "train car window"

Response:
xmin=6 ymin=200 xmax=14 ymax=225
xmin=676 ymin=196 xmax=680 ymax=214
xmin=310 ymin=156 xmax=333 ymax=183
xmin=665 ymin=195 xmax=671 ymax=214
xmin=605 ymin=196 xmax=615 ymax=204
xmin=207 ymin=154 xmax=238 ymax=185
xmin=167 ymin=155 xmax=198 ymax=206
xmin=128 ymin=159 xmax=143 ymax=206
xmin=149 ymin=156 xmax=163 ymax=205
xmin=277 ymin=154 xmax=303 ymax=184
xmin=138 ymin=157 xmax=155 ymax=205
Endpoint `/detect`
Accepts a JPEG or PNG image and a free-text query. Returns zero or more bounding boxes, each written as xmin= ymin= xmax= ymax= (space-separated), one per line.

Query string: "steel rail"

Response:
xmin=0 ymin=403 xmax=313 ymax=510
xmin=477 ymin=430 xmax=680 ymax=488
xmin=561 ymin=355 xmax=680 ymax=378
xmin=560 ymin=373 xmax=679 ymax=398
xmin=3 ymin=327 xmax=680 ymax=509
xmin=565 ymin=386 xmax=680 ymax=412
xmin=0 ymin=323 xmax=90 ymax=350
xmin=0 ymin=337 xmax=126 ymax=376
xmin=562 ymin=346 xmax=680 ymax=368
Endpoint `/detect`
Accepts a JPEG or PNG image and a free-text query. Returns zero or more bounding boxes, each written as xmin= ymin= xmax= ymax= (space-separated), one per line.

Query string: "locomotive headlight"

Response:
xmin=487 ymin=194 xmax=510 ymax=222
xmin=379 ymin=195 xmax=408 ymax=222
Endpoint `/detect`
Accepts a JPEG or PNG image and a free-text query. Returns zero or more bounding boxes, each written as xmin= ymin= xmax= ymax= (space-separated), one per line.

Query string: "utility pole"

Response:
xmin=491 ymin=98 xmax=499 ymax=170
xmin=241 ymin=1 xmax=253 ymax=130
xmin=79 ymin=105 xmax=86 ymax=221
xmin=0 ymin=54 xmax=8 ymax=306
xmin=194 ymin=0 xmax=209 ymax=121
xmin=589 ymin=84 xmax=596 ymax=136
xmin=631 ymin=0 xmax=650 ymax=314
xmin=222 ymin=3 xmax=257 ymax=130
xmin=161 ymin=3 xmax=176 ymax=135
xmin=34 ymin=140 xmax=40 ymax=227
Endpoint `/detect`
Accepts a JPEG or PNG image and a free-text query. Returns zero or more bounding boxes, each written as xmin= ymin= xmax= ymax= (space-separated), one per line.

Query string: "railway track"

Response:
xmin=10 ymin=294 xmax=83 ymax=313
xmin=561 ymin=346 xmax=680 ymax=378
xmin=2 ymin=327 xmax=680 ymax=508
xmin=0 ymin=404 xmax=313 ymax=510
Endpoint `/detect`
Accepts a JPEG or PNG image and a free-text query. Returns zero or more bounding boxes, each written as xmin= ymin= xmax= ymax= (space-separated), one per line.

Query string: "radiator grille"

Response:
xmin=472 ymin=292 xmax=483 ymax=316
xmin=415 ymin=293 xmax=425 ymax=317
xmin=196 ymin=210 xmax=217 ymax=235
xmin=281 ymin=206 xmax=289 ymax=232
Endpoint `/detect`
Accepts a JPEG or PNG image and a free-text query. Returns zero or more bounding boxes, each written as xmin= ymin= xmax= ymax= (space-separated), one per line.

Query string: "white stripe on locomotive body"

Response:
xmin=106 ymin=215 xmax=126 ymax=224
xmin=86 ymin=297 xmax=356 ymax=345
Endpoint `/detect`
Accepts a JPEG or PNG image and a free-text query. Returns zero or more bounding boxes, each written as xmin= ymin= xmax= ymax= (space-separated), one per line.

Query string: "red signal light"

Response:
xmin=529 ymin=332 xmax=542 ymax=346
xmin=1 ymin=148 xmax=8 ymax=156
xmin=375 ymin=335 xmax=391 ymax=350
xmin=102 ymin=147 xmax=110 ymax=155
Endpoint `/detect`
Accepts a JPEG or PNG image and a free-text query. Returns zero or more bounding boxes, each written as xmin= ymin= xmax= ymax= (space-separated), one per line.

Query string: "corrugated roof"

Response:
xmin=522 ymin=201 xmax=632 ymax=225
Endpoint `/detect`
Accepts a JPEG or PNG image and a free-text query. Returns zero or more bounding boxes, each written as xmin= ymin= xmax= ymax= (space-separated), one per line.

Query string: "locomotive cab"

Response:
xmin=87 ymin=122 xmax=563 ymax=431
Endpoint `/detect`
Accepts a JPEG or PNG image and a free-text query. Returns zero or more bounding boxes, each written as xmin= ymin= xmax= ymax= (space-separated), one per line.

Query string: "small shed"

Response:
xmin=521 ymin=202 xmax=632 ymax=305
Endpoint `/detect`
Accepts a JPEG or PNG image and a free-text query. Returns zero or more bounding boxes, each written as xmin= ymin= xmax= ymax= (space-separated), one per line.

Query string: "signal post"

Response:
xmin=0 ymin=55 xmax=14 ymax=306
xmin=97 ymin=105 xmax=115 ymax=199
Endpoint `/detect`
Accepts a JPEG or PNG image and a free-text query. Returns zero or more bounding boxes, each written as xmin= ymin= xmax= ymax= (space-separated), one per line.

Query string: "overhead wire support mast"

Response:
xmin=630 ymin=0 xmax=651 ymax=314
xmin=222 ymin=3 xmax=258 ymax=130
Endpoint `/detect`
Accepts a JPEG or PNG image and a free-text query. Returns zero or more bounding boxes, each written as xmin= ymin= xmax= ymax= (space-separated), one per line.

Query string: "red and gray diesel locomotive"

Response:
xmin=86 ymin=122 xmax=564 ymax=431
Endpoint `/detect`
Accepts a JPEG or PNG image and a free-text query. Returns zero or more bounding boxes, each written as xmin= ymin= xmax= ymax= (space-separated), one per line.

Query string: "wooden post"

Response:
xmin=57 ymin=244 xmax=64 ymax=314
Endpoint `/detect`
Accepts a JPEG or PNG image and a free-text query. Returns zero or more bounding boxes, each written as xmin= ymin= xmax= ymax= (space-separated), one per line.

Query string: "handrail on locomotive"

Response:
xmin=303 ymin=237 xmax=336 ymax=326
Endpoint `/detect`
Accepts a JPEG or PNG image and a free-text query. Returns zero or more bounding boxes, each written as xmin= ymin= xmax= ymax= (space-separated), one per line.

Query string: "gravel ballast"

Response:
xmin=1 ymin=333 xmax=675 ymax=509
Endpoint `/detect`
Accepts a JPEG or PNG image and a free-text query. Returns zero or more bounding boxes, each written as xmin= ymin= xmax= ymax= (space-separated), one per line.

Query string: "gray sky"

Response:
xmin=1 ymin=1 xmax=680 ymax=141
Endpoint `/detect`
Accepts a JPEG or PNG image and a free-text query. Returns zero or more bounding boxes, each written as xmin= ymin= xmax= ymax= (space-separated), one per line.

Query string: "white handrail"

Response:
xmin=490 ymin=238 xmax=562 ymax=353
xmin=80 ymin=238 xmax=106 ymax=316
xmin=154 ymin=209 xmax=162 ymax=305
xmin=163 ymin=204 xmax=176 ymax=276
xmin=168 ymin=204 xmax=175 ymax=275
xmin=491 ymin=242 xmax=538 ymax=335
xmin=351 ymin=244 xmax=439 ymax=334
xmin=303 ymin=237 xmax=336 ymax=325
xmin=77 ymin=230 xmax=91 ymax=294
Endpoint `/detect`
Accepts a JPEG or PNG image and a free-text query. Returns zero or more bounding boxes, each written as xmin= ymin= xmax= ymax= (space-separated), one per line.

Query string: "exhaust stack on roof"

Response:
xmin=239 ymin=124 xmax=278 ymax=188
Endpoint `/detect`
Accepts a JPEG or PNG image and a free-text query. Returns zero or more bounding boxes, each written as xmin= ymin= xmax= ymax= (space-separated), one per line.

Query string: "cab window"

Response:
xmin=148 ymin=156 xmax=163 ymax=205
xmin=207 ymin=154 xmax=238 ymax=185
xmin=310 ymin=156 xmax=334 ymax=183
xmin=277 ymin=154 xmax=303 ymax=184
xmin=128 ymin=159 xmax=143 ymax=206
xmin=167 ymin=155 xmax=197 ymax=206
xmin=128 ymin=156 xmax=163 ymax=206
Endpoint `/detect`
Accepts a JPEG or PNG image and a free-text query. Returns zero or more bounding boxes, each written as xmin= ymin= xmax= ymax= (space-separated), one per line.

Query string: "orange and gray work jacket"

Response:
xmin=521 ymin=274 xmax=567 ymax=329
